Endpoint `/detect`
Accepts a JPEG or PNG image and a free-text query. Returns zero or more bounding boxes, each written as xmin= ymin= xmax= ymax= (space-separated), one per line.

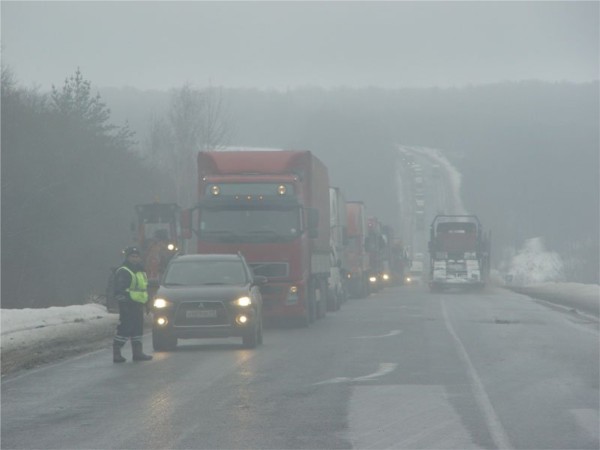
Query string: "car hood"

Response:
xmin=156 ymin=284 xmax=251 ymax=302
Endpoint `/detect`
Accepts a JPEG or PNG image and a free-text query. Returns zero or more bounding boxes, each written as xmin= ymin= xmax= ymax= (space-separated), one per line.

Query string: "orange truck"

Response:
xmin=133 ymin=202 xmax=181 ymax=298
xmin=182 ymin=150 xmax=331 ymax=325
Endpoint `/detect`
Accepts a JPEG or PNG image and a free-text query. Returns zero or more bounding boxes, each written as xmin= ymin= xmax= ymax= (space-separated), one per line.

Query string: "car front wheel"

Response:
xmin=152 ymin=329 xmax=177 ymax=351
xmin=242 ymin=319 xmax=262 ymax=349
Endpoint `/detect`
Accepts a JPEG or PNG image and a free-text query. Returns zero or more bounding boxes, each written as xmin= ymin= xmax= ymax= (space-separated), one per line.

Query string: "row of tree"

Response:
xmin=3 ymin=67 xmax=598 ymax=308
xmin=1 ymin=68 xmax=229 ymax=308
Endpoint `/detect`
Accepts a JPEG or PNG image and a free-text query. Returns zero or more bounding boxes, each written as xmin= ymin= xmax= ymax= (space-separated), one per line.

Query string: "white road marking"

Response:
xmin=441 ymin=299 xmax=513 ymax=450
xmin=352 ymin=330 xmax=402 ymax=339
xmin=346 ymin=385 xmax=479 ymax=449
xmin=353 ymin=363 xmax=398 ymax=381
xmin=314 ymin=363 xmax=398 ymax=385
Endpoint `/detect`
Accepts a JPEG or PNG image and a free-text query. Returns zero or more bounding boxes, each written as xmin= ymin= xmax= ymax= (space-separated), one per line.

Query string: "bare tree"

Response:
xmin=145 ymin=83 xmax=231 ymax=207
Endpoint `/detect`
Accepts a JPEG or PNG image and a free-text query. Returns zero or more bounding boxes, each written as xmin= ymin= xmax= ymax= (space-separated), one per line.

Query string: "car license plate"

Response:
xmin=186 ymin=309 xmax=217 ymax=319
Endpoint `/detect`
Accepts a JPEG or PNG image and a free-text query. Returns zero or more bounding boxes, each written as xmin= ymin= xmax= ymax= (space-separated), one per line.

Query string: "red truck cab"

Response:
xmin=182 ymin=150 xmax=331 ymax=325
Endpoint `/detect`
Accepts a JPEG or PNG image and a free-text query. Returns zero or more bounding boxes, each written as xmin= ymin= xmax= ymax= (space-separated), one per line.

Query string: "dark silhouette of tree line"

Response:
xmin=1 ymin=68 xmax=174 ymax=308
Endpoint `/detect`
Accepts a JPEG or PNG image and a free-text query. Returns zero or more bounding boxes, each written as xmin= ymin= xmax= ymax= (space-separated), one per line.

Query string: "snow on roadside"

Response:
xmin=1 ymin=303 xmax=115 ymax=336
xmin=1 ymin=304 xmax=118 ymax=359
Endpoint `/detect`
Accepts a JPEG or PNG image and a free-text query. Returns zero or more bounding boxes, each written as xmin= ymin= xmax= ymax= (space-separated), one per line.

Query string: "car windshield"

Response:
xmin=163 ymin=260 xmax=248 ymax=286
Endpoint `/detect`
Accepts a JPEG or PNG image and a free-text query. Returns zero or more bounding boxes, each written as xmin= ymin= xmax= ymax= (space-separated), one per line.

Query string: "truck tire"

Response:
xmin=326 ymin=287 xmax=337 ymax=312
xmin=359 ymin=276 xmax=369 ymax=299
xmin=308 ymin=279 xmax=320 ymax=322
xmin=315 ymin=279 xmax=326 ymax=319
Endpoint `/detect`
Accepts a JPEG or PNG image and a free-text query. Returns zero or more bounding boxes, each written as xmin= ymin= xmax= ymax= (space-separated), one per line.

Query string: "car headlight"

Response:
xmin=234 ymin=296 xmax=252 ymax=307
xmin=153 ymin=298 xmax=172 ymax=309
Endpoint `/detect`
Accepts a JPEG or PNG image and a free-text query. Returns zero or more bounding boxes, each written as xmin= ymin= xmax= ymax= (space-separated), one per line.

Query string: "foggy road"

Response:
xmin=2 ymin=285 xmax=598 ymax=450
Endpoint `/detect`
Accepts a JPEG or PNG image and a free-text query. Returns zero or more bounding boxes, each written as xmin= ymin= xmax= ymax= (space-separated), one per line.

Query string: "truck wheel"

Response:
xmin=326 ymin=287 xmax=337 ymax=312
xmin=316 ymin=279 xmax=327 ymax=319
xmin=359 ymin=276 xmax=369 ymax=299
xmin=308 ymin=281 xmax=317 ymax=323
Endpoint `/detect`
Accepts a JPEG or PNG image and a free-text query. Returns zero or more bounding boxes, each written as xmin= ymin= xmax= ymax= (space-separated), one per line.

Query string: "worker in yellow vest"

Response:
xmin=112 ymin=246 xmax=153 ymax=363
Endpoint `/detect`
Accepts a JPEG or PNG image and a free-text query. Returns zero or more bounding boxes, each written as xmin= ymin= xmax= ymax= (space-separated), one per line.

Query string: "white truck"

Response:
xmin=328 ymin=187 xmax=349 ymax=310
xmin=428 ymin=215 xmax=491 ymax=291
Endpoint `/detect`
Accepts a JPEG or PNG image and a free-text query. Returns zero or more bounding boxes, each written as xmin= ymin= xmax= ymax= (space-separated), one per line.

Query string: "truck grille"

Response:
xmin=250 ymin=262 xmax=289 ymax=278
xmin=260 ymin=285 xmax=287 ymax=297
xmin=173 ymin=301 xmax=229 ymax=327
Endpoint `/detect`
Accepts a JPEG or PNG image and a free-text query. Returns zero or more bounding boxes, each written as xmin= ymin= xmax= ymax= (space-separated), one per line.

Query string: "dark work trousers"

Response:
xmin=114 ymin=300 xmax=145 ymax=346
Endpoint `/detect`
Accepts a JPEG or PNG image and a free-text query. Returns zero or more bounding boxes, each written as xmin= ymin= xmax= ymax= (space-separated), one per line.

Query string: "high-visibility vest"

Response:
xmin=118 ymin=266 xmax=148 ymax=304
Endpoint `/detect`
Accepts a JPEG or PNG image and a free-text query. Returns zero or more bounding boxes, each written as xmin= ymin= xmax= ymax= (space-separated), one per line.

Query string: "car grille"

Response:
xmin=173 ymin=301 xmax=229 ymax=327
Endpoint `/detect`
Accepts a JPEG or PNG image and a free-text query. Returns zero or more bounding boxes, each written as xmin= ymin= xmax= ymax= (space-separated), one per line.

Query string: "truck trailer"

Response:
xmin=182 ymin=150 xmax=331 ymax=325
xmin=428 ymin=214 xmax=491 ymax=291
xmin=345 ymin=201 xmax=369 ymax=298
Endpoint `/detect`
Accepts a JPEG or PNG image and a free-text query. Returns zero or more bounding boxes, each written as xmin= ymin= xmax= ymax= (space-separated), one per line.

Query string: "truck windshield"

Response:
xmin=199 ymin=207 xmax=301 ymax=242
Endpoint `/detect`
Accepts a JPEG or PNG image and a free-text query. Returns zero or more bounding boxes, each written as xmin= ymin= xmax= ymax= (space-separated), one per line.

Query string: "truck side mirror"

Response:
xmin=307 ymin=208 xmax=319 ymax=238
xmin=342 ymin=227 xmax=349 ymax=246
xmin=181 ymin=209 xmax=192 ymax=240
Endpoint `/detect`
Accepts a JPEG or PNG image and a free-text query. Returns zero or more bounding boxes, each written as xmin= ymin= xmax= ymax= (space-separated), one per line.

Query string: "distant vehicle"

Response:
xmin=405 ymin=260 xmax=424 ymax=285
xmin=151 ymin=253 xmax=266 ymax=350
xmin=428 ymin=215 xmax=491 ymax=291
xmin=345 ymin=201 xmax=369 ymax=298
xmin=328 ymin=244 xmax=345 ymax=310
xmin=329 ymin=186 xmax=349 ymax=310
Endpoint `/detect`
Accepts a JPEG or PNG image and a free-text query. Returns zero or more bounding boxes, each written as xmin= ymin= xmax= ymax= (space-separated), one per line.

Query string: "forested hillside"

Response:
xmin=103 ymin=81 xmax=599 ymax=283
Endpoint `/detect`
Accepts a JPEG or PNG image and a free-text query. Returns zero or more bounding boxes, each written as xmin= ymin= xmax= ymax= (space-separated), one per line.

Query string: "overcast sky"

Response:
xmin=1 ymin=1 xmax=598 ymax=91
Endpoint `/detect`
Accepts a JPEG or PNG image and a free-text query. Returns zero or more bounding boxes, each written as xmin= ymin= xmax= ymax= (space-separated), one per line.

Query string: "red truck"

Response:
xmin=182 ymin=150 xmax=331 ymax=325
xmin=345 ymin=201 xmax=369 ymax=298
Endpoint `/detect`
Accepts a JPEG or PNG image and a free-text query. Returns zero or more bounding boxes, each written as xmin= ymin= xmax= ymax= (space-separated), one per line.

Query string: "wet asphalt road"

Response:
xmin=2 ymin=284 xmax=598 ymax=449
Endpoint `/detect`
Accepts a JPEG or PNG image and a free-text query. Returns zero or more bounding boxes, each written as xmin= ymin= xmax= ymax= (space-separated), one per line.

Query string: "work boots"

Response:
xmin=113 ymin=341 xmax=126 ymax=363
xmin=132 ymin=341 xmax=153 ymax=361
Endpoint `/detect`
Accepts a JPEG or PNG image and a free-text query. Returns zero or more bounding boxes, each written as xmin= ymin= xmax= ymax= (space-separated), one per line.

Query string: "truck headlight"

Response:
xmin=286 ymin=286 xmax=299 ymax=305
xmin=234 ymin=296 xmax=252 ymax=307
xmin=153 ymin=298 xmax=172 ymax=309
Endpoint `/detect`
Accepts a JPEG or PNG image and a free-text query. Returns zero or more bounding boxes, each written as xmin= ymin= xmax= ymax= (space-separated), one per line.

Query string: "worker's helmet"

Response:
xmin=123 ymin=246 xmax=141 ymax=258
